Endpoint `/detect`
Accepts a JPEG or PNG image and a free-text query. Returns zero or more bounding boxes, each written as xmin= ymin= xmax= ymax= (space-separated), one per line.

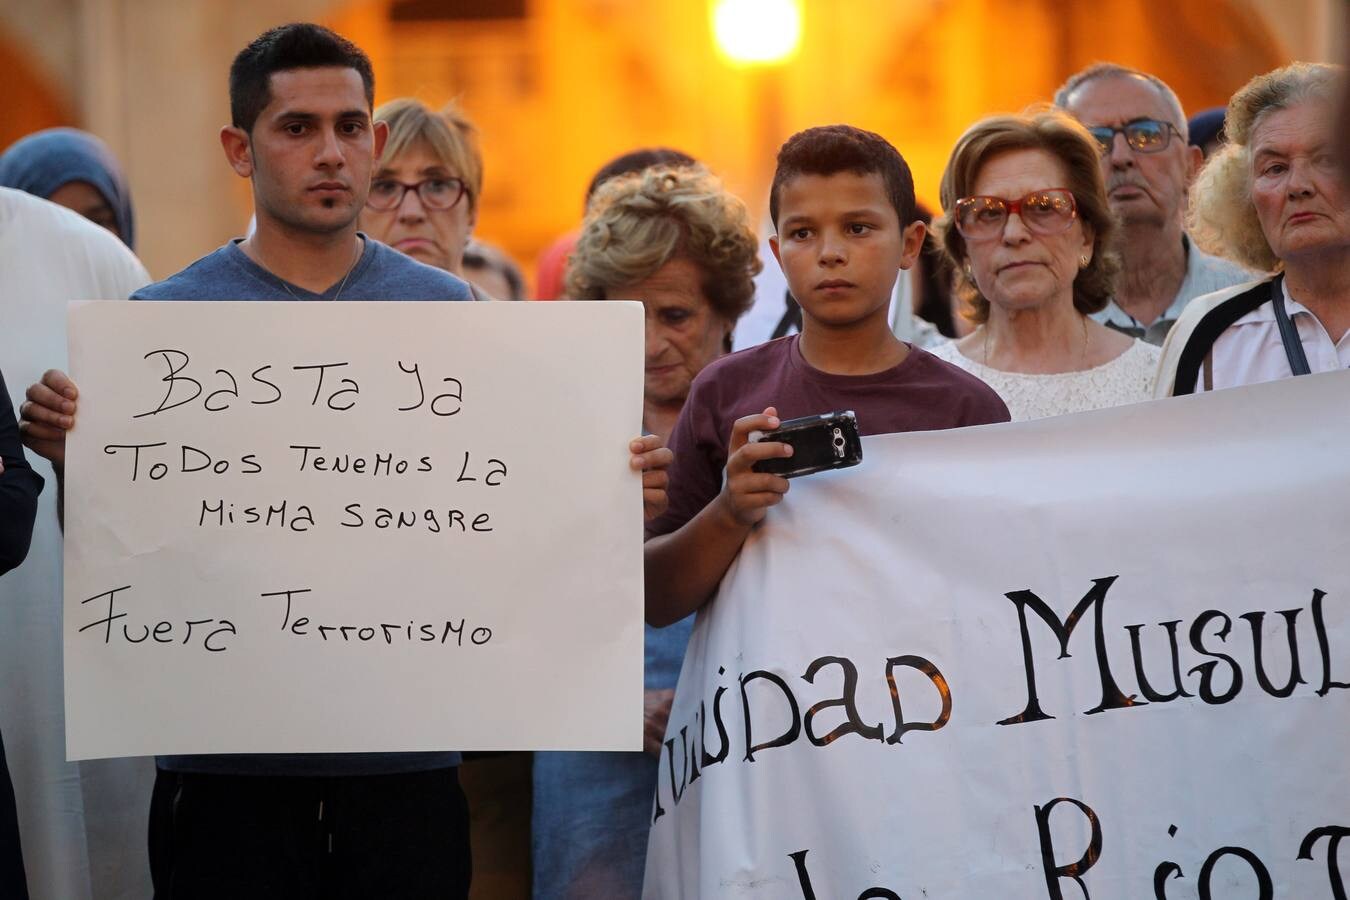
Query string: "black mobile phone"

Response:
xmin=750 ymin=411 xmax=863 ymax=479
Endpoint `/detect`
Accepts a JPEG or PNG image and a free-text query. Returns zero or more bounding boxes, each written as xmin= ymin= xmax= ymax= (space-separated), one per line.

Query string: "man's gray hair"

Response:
xmin=1054 ymin=63 xmax=1189 ymax=141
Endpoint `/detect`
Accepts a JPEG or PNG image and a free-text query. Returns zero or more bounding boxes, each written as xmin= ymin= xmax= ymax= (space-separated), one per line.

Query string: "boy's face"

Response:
xmin=770 ymin=171 xmax=923 ymax=330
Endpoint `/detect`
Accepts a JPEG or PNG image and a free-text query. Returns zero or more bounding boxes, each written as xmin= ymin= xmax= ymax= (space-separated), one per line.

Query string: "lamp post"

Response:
xmin=710 ymin=0 xmax=802 ymax=217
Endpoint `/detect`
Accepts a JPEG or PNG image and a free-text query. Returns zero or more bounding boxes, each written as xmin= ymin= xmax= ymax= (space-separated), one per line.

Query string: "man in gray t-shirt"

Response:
xmin=21 ymin=23 xmax=477 ymax=899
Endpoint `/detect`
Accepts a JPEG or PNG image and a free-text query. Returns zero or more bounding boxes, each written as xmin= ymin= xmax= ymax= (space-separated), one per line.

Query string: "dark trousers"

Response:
xmin=149 ymin=766 xmax=470 ymax=900
xmin=0 ymin=730 xmax=28 ymax=900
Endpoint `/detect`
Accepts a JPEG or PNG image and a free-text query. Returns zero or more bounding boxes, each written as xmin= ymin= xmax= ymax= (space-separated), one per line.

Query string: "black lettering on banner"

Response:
xmin=1034 ymin=796 xmax=1102 ymax=900
xmin=1125 ymin=620 xmax=1194 ymax=703
xmin=1153 ymin=861 xmax=1184 ymax=899
xmin=801 ymin=656 xmax=883 ymax=746
xmin=663 ymin=725 xmax=692 ymax=805
xmin=1298 ymin=826 xmax=1350 ymax=900
xmin=998 ymin=577 xmax=1142 ymax=725
xmin=1188 ymin=611 xmax=1244 ymax=704
xmin=1312 ymin=590 xmax=1350 ymax=697
xmin=791 ymin=850 xmax=819 ymax=900
xmin=790 ymin=849 xmax=902 ymax=900
xmin=740 ymin=670 xmax=801 ymax=762
xmin=1197 ymin=847 xmax=1272 ymax=900
xmin=134 ymin=350 xmax=201 ymax=418
xmin=1240 ymin=609 xmax=1306 ymax=698
xmin=701 ymin=667 xmax=731 ymax=769
xmin=884 ymin=654 xmax=953 ymax=745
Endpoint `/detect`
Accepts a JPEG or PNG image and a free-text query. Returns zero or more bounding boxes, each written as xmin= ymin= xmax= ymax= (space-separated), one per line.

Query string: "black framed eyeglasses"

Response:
xmin=1087 ymin=119 xmax=1182 ymax=156
xmin=366 ymin=177 xmax=468 ymax=211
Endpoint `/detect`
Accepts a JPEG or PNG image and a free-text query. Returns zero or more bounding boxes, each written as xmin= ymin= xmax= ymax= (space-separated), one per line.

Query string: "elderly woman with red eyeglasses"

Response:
xmin=928 ymin=106 xmax=1160 ymax=420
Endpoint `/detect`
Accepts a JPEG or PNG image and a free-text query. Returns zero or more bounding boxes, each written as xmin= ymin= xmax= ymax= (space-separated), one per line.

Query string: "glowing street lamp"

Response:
xmin=711 ymin=0 xmax=803 ymax=66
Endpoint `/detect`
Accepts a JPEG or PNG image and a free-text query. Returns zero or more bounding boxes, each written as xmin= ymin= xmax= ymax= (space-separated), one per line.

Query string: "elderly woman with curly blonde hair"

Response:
xmin=1157 ymin=62 xmax=1349 ymax=395
xmin=566 ymin=163 xmax=762 ymax=441
xmin=533 ymin=162 xmax=760 ymax=900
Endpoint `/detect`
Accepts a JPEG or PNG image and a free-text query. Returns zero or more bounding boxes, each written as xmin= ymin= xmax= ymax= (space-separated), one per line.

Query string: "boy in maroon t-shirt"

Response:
xmin=645 ymin=125 xmax=1009 ymax=626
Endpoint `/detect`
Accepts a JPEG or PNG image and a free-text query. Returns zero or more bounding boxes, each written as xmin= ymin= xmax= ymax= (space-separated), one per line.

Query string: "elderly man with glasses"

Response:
xmin=1056 ymin=63 xmax=1254 ymax=344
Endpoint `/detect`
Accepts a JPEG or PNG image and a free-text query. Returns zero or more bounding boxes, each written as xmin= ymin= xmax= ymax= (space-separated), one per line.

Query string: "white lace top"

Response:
xmin=928 ymin=338 xmax=1162 ymax=421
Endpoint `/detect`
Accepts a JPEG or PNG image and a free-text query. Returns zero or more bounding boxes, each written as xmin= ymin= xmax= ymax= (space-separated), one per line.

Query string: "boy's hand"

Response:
xmin=717 ymin=406 xmax=791 ymax=528
xmin=20 ymin=370 xmax=78 ymax=471
xmin=630 ymin=434 xmax=673 ymax=522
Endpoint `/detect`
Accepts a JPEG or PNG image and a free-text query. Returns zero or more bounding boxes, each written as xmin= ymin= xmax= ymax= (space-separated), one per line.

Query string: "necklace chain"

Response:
xmin=276 ymin=240 xmax=362 ymax=302
xmin=982 ymin=316 xmax=1091 ymax=371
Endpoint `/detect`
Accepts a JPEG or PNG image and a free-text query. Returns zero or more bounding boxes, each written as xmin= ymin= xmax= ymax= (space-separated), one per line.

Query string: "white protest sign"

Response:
xmin=644 ymin=371 xmax=1350 ymax=899
xmin=64 ymin=301 xmax=643 ymax=760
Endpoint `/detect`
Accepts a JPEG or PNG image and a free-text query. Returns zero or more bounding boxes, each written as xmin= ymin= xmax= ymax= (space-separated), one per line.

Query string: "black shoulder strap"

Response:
xmin=1270 ymin=275 xmax=1312 ymax=377
xmin=1172 ymin=281 xmax=1272 ymax=395
xmin=771 ymin=290 xmax=803 ymax=340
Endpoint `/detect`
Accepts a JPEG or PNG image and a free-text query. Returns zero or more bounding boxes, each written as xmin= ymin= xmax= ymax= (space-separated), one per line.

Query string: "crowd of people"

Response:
xmin=0 ymin=18 xmax=1346 ymax=900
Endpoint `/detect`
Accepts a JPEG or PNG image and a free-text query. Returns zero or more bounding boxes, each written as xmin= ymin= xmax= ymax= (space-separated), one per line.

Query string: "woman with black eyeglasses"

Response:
xmin=927 ymin=106 xmax=1161 ymax=420
xmin=359 ymin=98 xmax=484 ymax=287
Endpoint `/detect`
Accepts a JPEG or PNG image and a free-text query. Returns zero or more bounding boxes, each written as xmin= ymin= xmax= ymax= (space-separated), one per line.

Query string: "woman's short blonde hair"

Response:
xmin=934 ymin=106 xmax=1119 ymax=324
xmin=566 ymin=165 xmax=762 ymax=321
xmin=374 ymin=98 xmax=483 ymax=214
xmin=1187 ymin=62 xmax=1341 ymax=272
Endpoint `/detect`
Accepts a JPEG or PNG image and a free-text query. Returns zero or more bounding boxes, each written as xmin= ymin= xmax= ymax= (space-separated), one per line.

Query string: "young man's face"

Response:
xmin=770 ymin=171 xmax=922 ymax=330
xmin=237 ymin=66 xmax=384 ymax=237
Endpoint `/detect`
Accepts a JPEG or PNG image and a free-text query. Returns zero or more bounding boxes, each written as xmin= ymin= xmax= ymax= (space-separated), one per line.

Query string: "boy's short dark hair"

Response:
xmin=769 ymin=125 xmax=916 ymax=228
xmin=230 ymin=23 xmax=375 ymax=133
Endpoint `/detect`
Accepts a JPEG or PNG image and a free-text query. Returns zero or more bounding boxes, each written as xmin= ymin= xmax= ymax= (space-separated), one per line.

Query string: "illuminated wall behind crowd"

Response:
xmin=0 ymin=0 xmax=1339 ymax=289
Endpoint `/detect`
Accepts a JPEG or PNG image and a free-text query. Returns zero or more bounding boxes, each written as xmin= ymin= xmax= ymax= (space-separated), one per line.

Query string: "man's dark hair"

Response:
xmin=229 ymin=23 xmax=375 ymax=133
xmin=769 ymin=125 xmax=915 ymax=228
xmin=584 ymin=147 xmax=697 ymax=208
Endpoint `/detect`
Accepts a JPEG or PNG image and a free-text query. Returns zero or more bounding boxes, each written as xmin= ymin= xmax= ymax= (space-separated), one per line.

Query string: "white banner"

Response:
xmin=644 ymin=371 xmax=1350 ymax=899
xmin=64 ymin=300 xmax=644 ymax=760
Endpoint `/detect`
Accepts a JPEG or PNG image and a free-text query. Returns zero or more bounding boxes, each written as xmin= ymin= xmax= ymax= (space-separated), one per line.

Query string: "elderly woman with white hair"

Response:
xmin=1157 ymin=62 xmax=1349 ymax=394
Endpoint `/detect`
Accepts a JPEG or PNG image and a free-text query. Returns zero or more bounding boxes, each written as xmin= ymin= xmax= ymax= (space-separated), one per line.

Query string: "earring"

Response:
xmin=1079 ymin=255 xmax=1091 ymax=268
xmin=963 ymin=262 xmax=974 ymax=280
